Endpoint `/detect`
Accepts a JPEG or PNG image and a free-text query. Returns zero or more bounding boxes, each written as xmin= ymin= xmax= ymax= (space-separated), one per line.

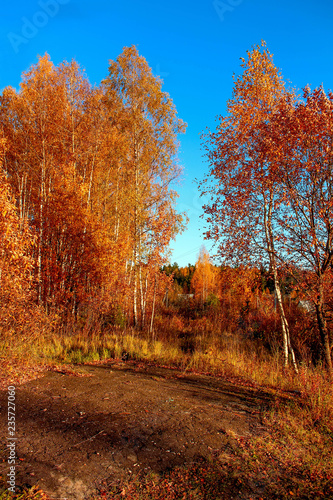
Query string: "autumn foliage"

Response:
xmin=0 ymin=48 xmax=186 ymax=333
xmin=0 ymin=43 xmax=332 ymax=379
xmin=1 ymin=44 xmax=333 ymax=500
xmin=191 ymin=246 xmax=217 ymax=305
xmin=200 ymin=42 xmax=333 ymax=374
xmin=0 ymin=171 xmax=33 ymax=321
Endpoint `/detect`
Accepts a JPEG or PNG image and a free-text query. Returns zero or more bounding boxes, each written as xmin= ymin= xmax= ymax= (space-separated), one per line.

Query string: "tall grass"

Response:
xmin=3 ymin=322 xmax=331 ymax=428
xmin=1 ymin=311 xmax=332 ymax=436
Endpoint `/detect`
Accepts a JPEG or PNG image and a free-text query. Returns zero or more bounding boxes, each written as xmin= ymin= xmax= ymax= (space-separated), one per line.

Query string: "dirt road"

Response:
xmin=0 ymin=361 xmax=270 ymax=499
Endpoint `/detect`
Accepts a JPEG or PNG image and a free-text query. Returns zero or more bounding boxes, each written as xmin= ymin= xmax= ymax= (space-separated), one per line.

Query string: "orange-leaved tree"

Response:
xmin=102 ymin=46 xmax=187 ymax=327
xmin=271 ymin=87 xmax=333 ymax=374
xmin=0 ymin=55 xmax=108 ymax=317
xmin=0 ymin=49 xmax=187 ymax=333
xmin=0 ymin=140 xmax=34 ymax=327
xmin=191 ymin=246 xmax=217 ymax=306
xmin=200 ymin=42 xmax=298 ymax=370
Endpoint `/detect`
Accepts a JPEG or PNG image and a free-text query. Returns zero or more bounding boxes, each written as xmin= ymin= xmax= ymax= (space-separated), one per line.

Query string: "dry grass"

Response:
xmin=2 ymin=324 xmax=333 ymax=424
xmin=0 ymin=485 xmax=48 ymax=500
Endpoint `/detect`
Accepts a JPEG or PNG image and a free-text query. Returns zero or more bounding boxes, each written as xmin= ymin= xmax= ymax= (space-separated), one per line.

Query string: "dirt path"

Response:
xmin=0 ymin=361 xmax=271 ymax=499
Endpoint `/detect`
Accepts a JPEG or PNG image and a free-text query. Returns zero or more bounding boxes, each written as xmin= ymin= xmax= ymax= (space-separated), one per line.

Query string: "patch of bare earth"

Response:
xmin=0 ymin=361 xmax=271 ymax=499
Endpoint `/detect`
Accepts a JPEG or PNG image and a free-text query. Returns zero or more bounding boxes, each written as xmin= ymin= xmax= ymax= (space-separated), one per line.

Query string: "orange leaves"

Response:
xmin=0 ymin=171 xmax=34 ymax=323
xmin=191 ymin=246 xmax=218 ymax=305
xmin=201 ymin=40 xmax=333 ymax=371
xmin=200 ymin=42 xmax=297 ymax=269
xmin=102 ymin=46 xmax=186 ymax=327
xmin=200 ymin=43 xmax=301 ymax=367
xmin=0 ymin=48 xmax=186 ymax=330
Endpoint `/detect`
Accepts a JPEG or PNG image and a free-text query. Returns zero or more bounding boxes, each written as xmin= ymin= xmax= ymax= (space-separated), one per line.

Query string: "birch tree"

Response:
xmin=200 ymin=42 xmax=298 ymax=370
xmin=191 ymin=246 xmax=217 ymax=306
xmin=0 ymin=55 xmax=104 ymax=314
xmin=0 ymin=143 xmax=34 ymax=323
xmin=272 ymin=87 xmax=333 ymax=374
xmin=102 ymin=46 xmax=186 ymax=327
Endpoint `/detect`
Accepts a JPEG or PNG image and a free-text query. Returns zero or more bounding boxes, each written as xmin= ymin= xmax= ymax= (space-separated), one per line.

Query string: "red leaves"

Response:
xmin=200 ymin=41 xmax=333 ymax=372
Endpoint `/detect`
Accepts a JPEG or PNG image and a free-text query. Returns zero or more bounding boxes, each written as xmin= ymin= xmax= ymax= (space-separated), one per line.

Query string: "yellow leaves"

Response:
xmin=0 ymin=171 xmax=33 ymax=313
xmin=0 ymin=48 xmax=186 ymax=329
xmin=229 ymin=42 xmax=287 ymax=131
xmin=191 ymin=246 xmax=218 ymax=304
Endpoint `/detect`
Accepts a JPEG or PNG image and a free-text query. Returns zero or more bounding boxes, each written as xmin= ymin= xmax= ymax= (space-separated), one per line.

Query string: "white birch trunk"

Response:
xmin=263 ymin=188 xmax=298 ymax=372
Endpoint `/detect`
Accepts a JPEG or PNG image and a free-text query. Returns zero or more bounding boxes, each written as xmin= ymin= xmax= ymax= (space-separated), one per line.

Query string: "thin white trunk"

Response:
xmin=263 ymin=188 xmax=298 ymax=372
xmin=114 ymin=164 xmax=121 ymax=239
xmin=150 ymin=276 xmax=157 ymax=339
xmin=38 ymin=140 xmax=47 ymax=305
xmin=133 ymin=135 xmax=139 ymax=327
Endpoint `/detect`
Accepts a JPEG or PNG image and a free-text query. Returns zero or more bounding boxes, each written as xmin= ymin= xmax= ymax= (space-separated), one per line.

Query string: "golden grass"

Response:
xmin=0 ymin=485 xmax=48 ymax=500
xmin=3 ymin=324 xmax=332 ymax=433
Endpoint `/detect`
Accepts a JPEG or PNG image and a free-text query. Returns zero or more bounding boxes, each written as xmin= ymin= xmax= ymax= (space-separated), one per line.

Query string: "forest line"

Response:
xmin=0 ymin=42 xmax=333 ymax=376
xmin=0 ymin=46 xmax=186 ymax=334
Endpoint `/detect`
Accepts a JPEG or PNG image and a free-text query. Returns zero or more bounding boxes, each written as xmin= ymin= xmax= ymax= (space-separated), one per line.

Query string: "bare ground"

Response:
xmin=0 ymin=361 xmax=273 ymax=500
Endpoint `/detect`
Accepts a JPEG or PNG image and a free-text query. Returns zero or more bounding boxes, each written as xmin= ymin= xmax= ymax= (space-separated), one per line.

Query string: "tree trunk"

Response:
xmin=315 ymin=286 xmax=333 ymax=376
xmin=150 ymin=276 xmax=157 ymax=340
xmin=263 ymin=188 xmax=298 ymax=372
xmin=38 ymin=140 xmax=47 ymax=306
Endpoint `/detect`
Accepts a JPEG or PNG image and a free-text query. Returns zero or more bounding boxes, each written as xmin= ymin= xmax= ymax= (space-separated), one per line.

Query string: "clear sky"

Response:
xmin=1 ymin=0 xmax=333 ymax=266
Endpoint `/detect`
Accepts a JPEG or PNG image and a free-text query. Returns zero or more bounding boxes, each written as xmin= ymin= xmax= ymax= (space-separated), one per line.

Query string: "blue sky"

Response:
xmin=1 ymin=0 xmax=333 ymax=266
